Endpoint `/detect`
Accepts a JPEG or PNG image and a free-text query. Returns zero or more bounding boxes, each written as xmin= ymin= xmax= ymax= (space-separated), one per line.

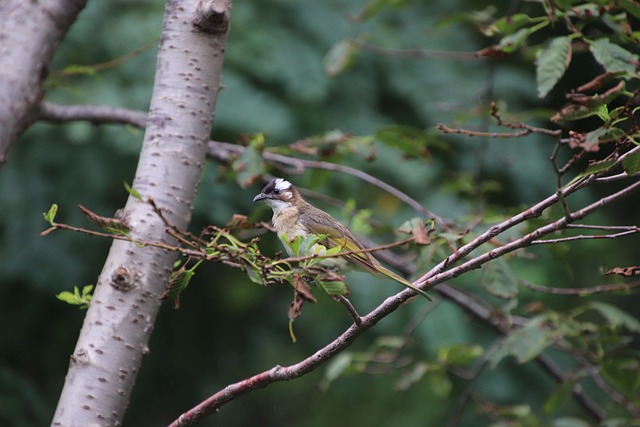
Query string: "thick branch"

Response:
xmin=0 ymin=0 xmax=88 ymax=164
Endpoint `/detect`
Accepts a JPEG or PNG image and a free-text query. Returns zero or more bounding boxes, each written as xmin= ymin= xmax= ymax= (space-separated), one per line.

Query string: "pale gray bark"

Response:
xmin=51 ymin=0 xmax=231 ymax=425
xmin=0 ymin=0 xmax=87 ymax=164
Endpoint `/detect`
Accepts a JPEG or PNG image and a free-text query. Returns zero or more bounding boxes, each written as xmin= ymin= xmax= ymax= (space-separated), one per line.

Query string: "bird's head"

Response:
xmin=253 ymin=178 xmax=299 ymax=212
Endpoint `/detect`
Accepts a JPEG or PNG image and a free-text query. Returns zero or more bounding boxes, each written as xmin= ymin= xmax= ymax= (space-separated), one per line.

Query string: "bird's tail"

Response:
xmin=377 ymin=265 xmax=433 ymax=301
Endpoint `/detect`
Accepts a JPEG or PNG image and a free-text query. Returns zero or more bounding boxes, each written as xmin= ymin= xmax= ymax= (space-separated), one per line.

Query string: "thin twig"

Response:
xmin=578 ymin=355 xmax=640 ymax=419
xmin=352 ymin=39 xmax=479 ymax=61
xmin=531 ymin=228 xmax=639 ymax=244
xmin=518 ymin=279 xmax=640 ymax=295
xmin=337 ymin=295 xmax=362 ymax=326
xmin=39 ymin=102 xmax=148 ymax=128
xmin=418 ymin=180 xmax=640 ymax=289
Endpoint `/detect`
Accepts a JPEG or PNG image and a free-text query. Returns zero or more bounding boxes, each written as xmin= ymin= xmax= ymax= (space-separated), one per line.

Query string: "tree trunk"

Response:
xmin=51 ymin=1 xmax=231 ymax=425
xmin=0 ymin=0 xmax=87 ymax=164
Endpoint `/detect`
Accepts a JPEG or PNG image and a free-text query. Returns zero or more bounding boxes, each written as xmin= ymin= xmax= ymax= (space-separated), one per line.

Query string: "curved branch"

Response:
xmin=34 ymin=102 xmax=447 ymax=224
xmin=38 ymin=101 xmax=148 ymax=128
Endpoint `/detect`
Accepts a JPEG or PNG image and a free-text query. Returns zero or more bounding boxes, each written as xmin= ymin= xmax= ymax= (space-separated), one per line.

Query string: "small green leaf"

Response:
xmin=166 ymin=261 xmax=202 ymax=298
xmin=584 ymin=127 xmax=609 ymax=150
xmin=536 ymin=36 xmax=572 ymax=98
xmin=483 ymin=14 xmax=535 ymax=37
xmin=43 ymin=204 xmax=58 ymax=225
xmin=490 ymin=316 xmax=554 ymax=367
xmin=499 ymin=28 xmax=533 ymax=53
xmin=56 ymin=291 xmax=77 ymax=304
xmin=321 ymin=353 xmax=354 ymax=390
xmin=56 ymin=284 xmax=94 ymax=309
xmin=317 ymin=279 xmax=348 ymax=296
xmin=437 ymin=344 xmax=484 ymax=366
xmin=567 ymin=159 xmax=617 ymax=185
xmin=590 ymin=38 xmax=639 ymax=74
xmin=323 ymin=40 xmax=358 ymax=77
xmin=427 ymin=370 xmax=453 ymax=398
xmin=124 ymin=181 xmax=142 ymax=200
xmin=623 ymin=149 xmax=640 ymax=175
xmin=395 ymin=362 xmax=429 ymax=391
xmin=82 ymin=285 xmax=94 ymax=298
xmin=244 ymin=263 xmax=264 ymax=284
xmin=481 ymin=258 xmax=518 ymax=299
xmin=600 ymin=357 xmax=640 ymax=397
xmin=588 ymin=302 xmax=640 ymax=332
xmin=550 ymin=417 xmax=591 ymax=427
xmin=620 ymin=0 xmax=640 ymax=19
xmin=544 ymin=378 xmax=578 ymax=415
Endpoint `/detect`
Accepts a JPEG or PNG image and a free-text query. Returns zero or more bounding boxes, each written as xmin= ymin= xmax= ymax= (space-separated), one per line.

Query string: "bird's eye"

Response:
xmin=273 ymin=188 xmax=280 ymax=194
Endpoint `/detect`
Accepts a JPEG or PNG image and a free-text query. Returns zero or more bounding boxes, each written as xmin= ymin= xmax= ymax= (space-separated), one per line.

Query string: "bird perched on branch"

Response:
xmin=253 ymin=178 xmax=432 ymax=301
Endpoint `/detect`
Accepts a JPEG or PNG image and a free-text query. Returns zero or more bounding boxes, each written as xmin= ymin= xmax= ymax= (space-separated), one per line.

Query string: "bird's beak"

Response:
xmin=253 ymin=193 xmax=268 ymax=202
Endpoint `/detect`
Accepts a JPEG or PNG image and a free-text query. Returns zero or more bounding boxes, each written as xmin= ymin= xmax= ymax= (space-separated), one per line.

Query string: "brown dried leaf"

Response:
xmin=604 ymin=266 xmax=640 ymax=277
xmin=225 ymin=214 xmax=251 ymax=229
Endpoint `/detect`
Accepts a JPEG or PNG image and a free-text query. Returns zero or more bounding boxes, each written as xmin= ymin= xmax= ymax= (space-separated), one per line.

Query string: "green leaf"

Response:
xmin=395 ymin=362 xmax=429 ymax=391
xmin=623 ymin=149 xmax=640 ymax=175
xmin=588 ymin=302 xmax=640 ymax=332
xmin=483 ymin=14 xmax=535 ymax=37
xmin=481 ymin=258 xmax=518 ymax=299
xmin=437 ymin=344 xmax=484 ymax=366
xmin=317 ymin=279 xmax=348 ymax=296
xmin=43 ymin=204 xmax=58 ymax=226
xmin=427 ymin=370 xmax=453 ymax=398
xmin=56 ymin=291 xmax=78 ymax=304
xmin=244 ymin=263 xmax=264 ymax=285
xmin=56 ymin=284 xmax=94 ymax=309
xmin=323 ymin=40 xmax=358 ymax=77
xmin=620 ymin=0 xmax=640 ymax=19
xmin=584 ymin=127 xmax=609 ymax=150
xmin=321 ymin=352 xmax=354 ymax=390
xmin=550 ymin=417 xmax=591 ymax=427
xmin=567 ymin=159 xmax=616 ymax=185
xmin=536 ymin=36 xmax=572 ymax=98
xmin=600 ymin=357 xmax=640 ymax=397
xmin=166 ymin=260 xmax=202 ymax=298
xmin=124 ymin=181 xmax=142 ymax=200
xmin=544 ymin=378 xmax=578 ymax=415
xmin=590 ymin=38 xmax=639 ymax=74
xmin=342 ymin=199 xmax=373 ymax=236
xmin=499 ymin=28 xmax=533 ymax=53
xmin=490 ymin=316 xmax=554 ymax=367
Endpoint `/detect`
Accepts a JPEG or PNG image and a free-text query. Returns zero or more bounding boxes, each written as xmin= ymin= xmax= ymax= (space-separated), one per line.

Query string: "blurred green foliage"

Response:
xmin=1 ymin=0 xmax=639 ymax=426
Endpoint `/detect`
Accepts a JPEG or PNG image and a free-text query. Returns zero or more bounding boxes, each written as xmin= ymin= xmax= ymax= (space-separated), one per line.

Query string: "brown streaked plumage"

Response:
xmin=253 ymin=178 xmax=432 ymax=300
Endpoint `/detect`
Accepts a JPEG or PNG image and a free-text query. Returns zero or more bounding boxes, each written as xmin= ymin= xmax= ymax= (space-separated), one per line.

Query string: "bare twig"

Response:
xmin=518 ymin=279 xmax=640 ymax=295
xmin=39 ymin=102 xmax=148 ymax=128
xmin=36 ymin=102 xmax=448 ymax=226
xmin=531 ymin=227 xmax=639 ymax=244
xmin=337 ymin=295 xmax=362 ymax=326
xmin=418 ymin=180 xmax=640 ymax=289
xmin=352 ymin=39 xmax=479 ymax=61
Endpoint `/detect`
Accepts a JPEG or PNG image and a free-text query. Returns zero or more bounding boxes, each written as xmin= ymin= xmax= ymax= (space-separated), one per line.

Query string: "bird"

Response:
xmin=253 ymin=178 xmax=432 ymax=301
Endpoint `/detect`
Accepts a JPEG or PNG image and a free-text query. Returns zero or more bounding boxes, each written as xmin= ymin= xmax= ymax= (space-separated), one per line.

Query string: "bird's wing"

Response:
xmin=299 ymin=205 xmax=433 ymax=300
xmin=298 ymin=206 xmax=379 ymax=274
